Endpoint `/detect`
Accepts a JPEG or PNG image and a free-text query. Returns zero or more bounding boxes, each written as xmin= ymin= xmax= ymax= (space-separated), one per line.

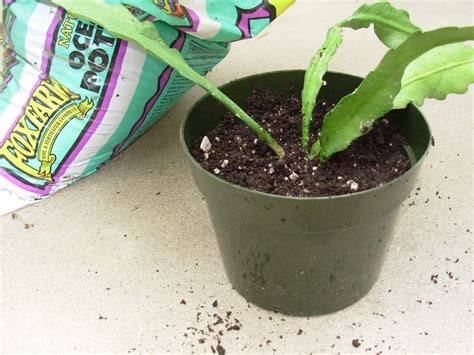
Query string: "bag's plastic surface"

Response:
xmin=0 ymin=0 xmax=294 ymax=215
xmin=118 ymin=0 xmax=293 ymax=41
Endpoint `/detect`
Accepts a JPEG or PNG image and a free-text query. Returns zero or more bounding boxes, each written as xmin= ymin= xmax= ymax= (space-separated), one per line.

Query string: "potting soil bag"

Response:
xmin=0 ymin=0 xmax=294 ymax=215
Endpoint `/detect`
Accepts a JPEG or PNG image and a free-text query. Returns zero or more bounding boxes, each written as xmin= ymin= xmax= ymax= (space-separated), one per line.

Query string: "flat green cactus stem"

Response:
xmin=301 ymin=26 xmax=343 ymax=150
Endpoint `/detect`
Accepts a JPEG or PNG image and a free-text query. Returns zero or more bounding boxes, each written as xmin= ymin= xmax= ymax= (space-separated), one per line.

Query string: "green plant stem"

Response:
xmin=185 ymin=70 xmax=285 ymax=157
xmin=308 ymin=140 xmax=321 ymax=160
xmin=301 ymin=27 xmax=343 ymax=150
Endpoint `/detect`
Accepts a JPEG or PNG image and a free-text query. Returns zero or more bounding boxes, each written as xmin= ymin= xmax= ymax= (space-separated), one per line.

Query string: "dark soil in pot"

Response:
xmin=192 ymin=87 xmax=410 ymax=197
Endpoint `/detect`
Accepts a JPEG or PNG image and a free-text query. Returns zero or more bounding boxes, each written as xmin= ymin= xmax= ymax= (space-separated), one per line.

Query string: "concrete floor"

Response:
xmin=1 ymin=1 xmax=473 ymax=353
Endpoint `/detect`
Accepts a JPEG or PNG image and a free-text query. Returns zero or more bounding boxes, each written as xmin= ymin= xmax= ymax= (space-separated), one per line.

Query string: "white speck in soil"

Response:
xmin=221 ymin=160 xmax=229 ymax=168
xmin=347 ymin=180 xmax=359 ymax=191
xmin=213 ymin=168 xmax=220 ymax=175
xmin=200 ymin=136 xmax=212 ymax=152
xmin=289 ymin=172 xmax=299 ymax=181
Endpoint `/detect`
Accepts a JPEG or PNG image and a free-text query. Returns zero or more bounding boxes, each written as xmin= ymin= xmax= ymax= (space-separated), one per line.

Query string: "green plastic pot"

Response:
xmin=180 ymin=70 xmax=431 ymax=316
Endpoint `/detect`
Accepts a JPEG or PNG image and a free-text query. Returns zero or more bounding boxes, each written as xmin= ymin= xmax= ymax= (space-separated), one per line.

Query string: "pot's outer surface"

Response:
xmin=180 ymin=71 xmax=431 ymax=316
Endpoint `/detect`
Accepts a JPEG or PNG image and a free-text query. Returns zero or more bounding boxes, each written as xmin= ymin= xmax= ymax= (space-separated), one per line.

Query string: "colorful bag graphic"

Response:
xmin=0 ymin=0 xmax=294 ymax=215
xmin=118 ymin=0 xmax=295 ymax=41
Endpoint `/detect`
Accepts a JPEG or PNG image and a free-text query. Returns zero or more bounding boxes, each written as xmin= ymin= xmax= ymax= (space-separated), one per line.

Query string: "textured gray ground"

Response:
xmin=1 ymin=1 xmax=473 ymax=353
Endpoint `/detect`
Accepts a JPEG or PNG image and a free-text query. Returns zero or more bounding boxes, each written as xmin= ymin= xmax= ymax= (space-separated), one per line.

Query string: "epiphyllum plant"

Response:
xmin=55 ymin=0 xmax=473 ymax=162
xmin=301 ymin=3 xmax=474 ymax=161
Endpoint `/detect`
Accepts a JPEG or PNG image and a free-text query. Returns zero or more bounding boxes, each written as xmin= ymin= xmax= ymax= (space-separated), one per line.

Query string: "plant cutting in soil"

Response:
xmin=177 ymin=2 xmax=473 ymax=317
xmin=191 ymin=2 xmax=473 ymax=196
xmin=54 ymin=0 xmax=473 ymax=197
